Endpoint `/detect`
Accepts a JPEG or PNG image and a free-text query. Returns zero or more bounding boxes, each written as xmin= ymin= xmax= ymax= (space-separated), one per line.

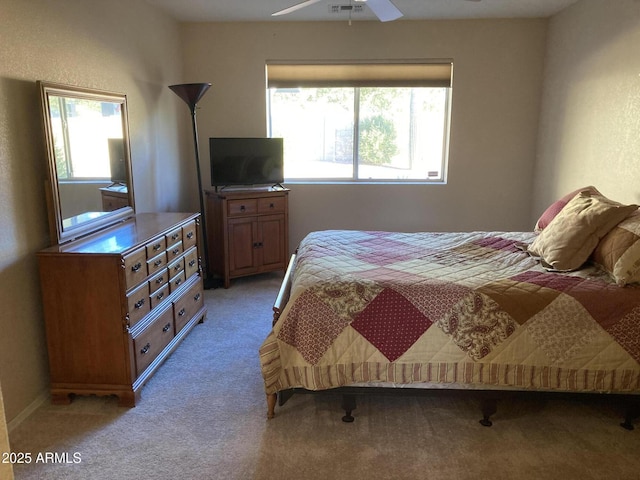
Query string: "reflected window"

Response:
xmin=49 ymin=96 xmax=124 ymax=181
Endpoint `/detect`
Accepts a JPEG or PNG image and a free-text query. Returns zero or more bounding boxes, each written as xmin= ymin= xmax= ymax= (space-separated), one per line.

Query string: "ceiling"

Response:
xmin=145 ymin=0 xmax=580 ymax=23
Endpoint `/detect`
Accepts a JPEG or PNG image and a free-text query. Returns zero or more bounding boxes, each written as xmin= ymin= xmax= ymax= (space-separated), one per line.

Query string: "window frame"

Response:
xmin=266 ymin=60 xmax=453 ymax=185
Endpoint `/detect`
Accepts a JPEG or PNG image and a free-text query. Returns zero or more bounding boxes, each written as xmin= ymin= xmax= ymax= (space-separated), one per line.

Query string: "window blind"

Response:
xmin=266 ymin=61 xmax=453 ymax=88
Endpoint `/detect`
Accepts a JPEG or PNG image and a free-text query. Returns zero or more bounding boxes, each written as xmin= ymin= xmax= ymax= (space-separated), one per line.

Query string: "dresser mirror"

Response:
xmin=38 ymin=81 xmax=135 ymax=245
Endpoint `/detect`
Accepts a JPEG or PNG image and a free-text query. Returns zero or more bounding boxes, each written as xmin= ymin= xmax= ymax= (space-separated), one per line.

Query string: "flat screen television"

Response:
xmin=209 ymin=137 xmax=284 ymax=188
xmin=108 ymin=138 xmax=127 ymax=185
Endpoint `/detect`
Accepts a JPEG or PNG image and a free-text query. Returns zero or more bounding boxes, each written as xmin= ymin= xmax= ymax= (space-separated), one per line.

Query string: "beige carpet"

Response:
xmin=9 ymin=272 xmax=640 ymax=480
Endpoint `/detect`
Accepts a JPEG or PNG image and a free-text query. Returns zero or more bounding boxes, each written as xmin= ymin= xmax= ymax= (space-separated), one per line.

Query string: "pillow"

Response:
xmin=534 ymin=186 xmax=601 ymax=232
xmin=592 ymin=210 xmax=640 ymax=285
xmin=527 ymin=191 xmax=638 ymax=271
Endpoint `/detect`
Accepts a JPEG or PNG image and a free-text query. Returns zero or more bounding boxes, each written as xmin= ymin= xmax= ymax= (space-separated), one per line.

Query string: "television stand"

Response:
xmin=99 ymin=184 xmax=129 ymax=211
xmin=214 ymin=183 xmax=285 ymax=193
xmin=205 ymin=188 xmax=289 ymax=288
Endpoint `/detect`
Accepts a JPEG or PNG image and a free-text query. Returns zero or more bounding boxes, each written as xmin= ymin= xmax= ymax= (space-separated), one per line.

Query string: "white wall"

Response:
xmin=181 ymin=20 xmax=548 ymax=249
xmin=532 ymin=0 xmax=640 ymax=219
xmin=0 ymin=0 xmax=188 ymax=422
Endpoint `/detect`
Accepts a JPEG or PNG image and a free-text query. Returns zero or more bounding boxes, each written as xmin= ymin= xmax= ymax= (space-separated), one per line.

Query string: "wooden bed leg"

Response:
xmin=341 ymin=394 xmax=356 ymax=423
xmin=267 ymin=393 xmax=277 ymax=420
xmin=479 ymin=397 xmax=497 ymax=427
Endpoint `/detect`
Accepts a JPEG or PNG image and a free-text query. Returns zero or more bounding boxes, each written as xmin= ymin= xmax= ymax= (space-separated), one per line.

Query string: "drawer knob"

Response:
xmin=154 ymin=259 xmax=163 ymax=267
xmin=270 ymin=203 xmax=275 ymax=208
xmin=155 ymin=276 xmax=165 ymax=284
xmin=134 ymin=299 xmax=145 ymax=309
xmin=172 ymin=248 xmax=180 ymax=255
xmin=162 ymin=323 xmax=172 ymax=332
xmin=140 ymin=343 xmax=150 ymax=355
xmin=194 ymin=293 xmax=201 ymax=302
xmin=240 ymin=205 xmax=246 ymax=211
xmin=186 ymin=232 xmax=194 ymax=239
xmin=131 ymin=262 xmax=142 ymax=272
xmin=156 ymin=292 xmax=165 ymax=301
xmin=188 ymin=260 xmax=196 ymax=268
xmin=172 ymin=233 xmax=180 ymax=240
xmin=175 ymin=278 xmax=182 ymax=286
xmin=153 ymin=243 xmax=162 ymax=251
xmin=178 ymin=308 xmax=186 ymax=317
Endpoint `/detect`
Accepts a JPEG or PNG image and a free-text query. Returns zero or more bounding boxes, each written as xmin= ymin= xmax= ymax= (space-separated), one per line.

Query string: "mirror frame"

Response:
xmin=38 ymin=81 xmax=135 ymax=245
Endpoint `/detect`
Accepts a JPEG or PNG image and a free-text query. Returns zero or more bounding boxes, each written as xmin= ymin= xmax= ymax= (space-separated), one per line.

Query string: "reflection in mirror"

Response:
xmin=38 ymin=82 xmax=135 ymax=244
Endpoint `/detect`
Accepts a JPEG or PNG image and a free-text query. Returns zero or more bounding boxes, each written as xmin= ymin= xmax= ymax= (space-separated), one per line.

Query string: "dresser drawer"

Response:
xmin=170 ymin=271 xmax=186 ymax=292
xmin=184 ymin=247 xmax=199 ymax=279
xmin=182 ymin=220 xmax=197 ymax=250
xmin=166 ymin=227 xmax=183 ymax=248
xmin=127 ymin=282 xmax=151 ymax=328
xmin=168 ymin=257 xmax=185 ymax=279
xmin=145 ymin=237 xmax=166 ymax=258
xmin=258 ymin=196 xmax=286 ymax=214
xmin=150 ymin=283 xmax=169 ymax=309
xmin=174 ymin=280 xmax=204 ymax=334
xmin=133 ymin=306 xmax=174 ymax=377
xmin=149 ymin=269 xmax=168 ymax=293
xmin=147 ymin=252 xmax=167 ymax=276
xmin=228 ymin=199 xmax=257 ymax=216
xmin=124 ymin=248 xmax=147 ymax=290
xmin=167 ymin=241 xmax=183 ymax=261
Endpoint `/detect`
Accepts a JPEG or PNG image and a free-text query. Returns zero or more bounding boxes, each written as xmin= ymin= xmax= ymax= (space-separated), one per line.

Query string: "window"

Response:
xmin=267 ymin=62 xmax=452 ymax=183
xmin=48 ymin=95 xmax=123 ymax=181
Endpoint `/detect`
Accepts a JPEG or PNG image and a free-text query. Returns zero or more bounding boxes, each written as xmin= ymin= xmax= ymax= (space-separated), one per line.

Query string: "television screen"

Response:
xmin=108 ymin=138 xmax=127 ymax=184
xmin=209 ymin=137 xmax=284 ymax=187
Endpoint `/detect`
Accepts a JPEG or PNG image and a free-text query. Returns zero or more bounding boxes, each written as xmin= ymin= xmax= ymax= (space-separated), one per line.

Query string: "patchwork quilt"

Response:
xmin=260 ymin=230 xmax=640 ymax=395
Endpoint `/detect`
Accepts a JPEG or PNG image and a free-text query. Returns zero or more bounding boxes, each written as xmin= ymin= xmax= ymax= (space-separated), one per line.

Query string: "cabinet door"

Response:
xmin=258 ymin=214 xmax=286 ymax=270
xmin=228 ymin=217 xmax=259 ymax=276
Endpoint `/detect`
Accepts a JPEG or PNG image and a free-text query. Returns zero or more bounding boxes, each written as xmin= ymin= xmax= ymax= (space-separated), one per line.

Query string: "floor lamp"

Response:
xmin=168 ymin=83 xmax=216 ymax=289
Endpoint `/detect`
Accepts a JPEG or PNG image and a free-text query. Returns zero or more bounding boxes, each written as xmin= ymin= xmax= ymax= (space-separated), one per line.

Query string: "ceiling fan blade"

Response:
xmin=364 ymin=0 xmax=403 ymax=22
xmin=272 ymin=0 xmax=323 ymax=16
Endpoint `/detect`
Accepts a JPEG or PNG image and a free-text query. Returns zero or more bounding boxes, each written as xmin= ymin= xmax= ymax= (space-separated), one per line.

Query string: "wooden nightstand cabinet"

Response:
xmin=99 ymin=185 xmax=129 ymax=211
xmin=206 ymin=189 xmax=289 ymax=288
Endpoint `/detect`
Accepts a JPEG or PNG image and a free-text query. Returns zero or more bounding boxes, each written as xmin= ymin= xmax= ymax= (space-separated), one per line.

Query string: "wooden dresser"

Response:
xmin=37 ymin=212 xmax=207 ymax=407
xmin=206 ymin=188 xmax=289 ymax=288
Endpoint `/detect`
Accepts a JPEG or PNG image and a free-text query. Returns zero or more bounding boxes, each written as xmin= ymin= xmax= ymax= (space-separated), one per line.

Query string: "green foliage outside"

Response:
xmin=358 ymin=115 xmax=398 ymax=166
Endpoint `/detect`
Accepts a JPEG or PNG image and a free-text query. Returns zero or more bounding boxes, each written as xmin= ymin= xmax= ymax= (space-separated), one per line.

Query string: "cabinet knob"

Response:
xmin=140 ymin=343 xmax=151 ymax=355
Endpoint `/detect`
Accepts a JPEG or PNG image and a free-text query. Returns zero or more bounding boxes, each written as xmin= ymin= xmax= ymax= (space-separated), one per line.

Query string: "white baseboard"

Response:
xmin=7 ymin=391 xmax=48 ymax=433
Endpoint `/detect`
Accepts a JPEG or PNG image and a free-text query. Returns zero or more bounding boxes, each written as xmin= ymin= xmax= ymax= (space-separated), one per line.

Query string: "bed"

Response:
xmin=259 ymin=189 xmax=640 ymax=426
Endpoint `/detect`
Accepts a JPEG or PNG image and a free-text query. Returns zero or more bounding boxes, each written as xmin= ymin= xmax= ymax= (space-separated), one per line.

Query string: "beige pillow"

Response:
xmin=527 ymin=192 xmax=638 ymax=271
xmin=534 ymin=185 xmax=601 ymax=232
xmin=592 ymin=210 xmax=640 ymax=285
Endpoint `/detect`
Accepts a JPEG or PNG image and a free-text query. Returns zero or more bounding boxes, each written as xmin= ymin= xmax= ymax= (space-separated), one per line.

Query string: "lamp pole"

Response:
xmin=169 ymin=83 xmax=215 ymax=289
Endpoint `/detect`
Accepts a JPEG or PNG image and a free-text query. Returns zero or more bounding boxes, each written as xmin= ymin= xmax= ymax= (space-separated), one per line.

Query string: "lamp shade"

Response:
xmin=168 ymin=83 xmax=211 ymax=111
